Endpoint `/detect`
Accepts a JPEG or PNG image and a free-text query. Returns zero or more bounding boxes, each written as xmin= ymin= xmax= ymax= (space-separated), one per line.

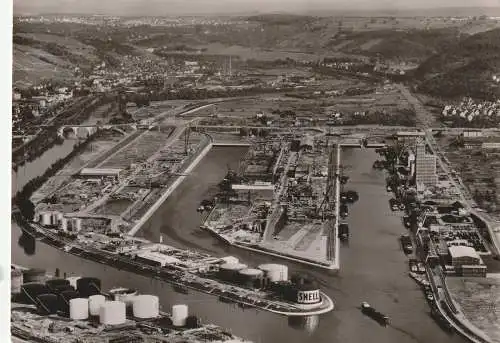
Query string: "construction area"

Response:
xmin=202 ymin=133 xmax=340 ymax=268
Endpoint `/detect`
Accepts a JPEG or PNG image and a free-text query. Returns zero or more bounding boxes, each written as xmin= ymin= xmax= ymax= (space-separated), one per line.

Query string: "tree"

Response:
xmin=17 ymin=198 xmax=35 ymax=221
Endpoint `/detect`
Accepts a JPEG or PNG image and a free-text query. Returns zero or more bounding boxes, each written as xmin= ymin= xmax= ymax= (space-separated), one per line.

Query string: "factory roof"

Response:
xmin=80 ymin=168 xmax=122 ymax=176
xmin=300 ymin=136 xmax=314 ymax=147
xmin=448 ymin=245 xmax=480 ymax=260
xmin=232 ymin=184 xmax=274 ymax=191
xmin=137 ymin=251 xmax=179 ymax=266
xmin=397 ymin=131 xmax=426 ymax=137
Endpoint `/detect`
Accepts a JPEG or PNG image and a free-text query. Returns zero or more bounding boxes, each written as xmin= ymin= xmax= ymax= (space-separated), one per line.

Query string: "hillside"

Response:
xmin=416 ymin=28 xmax=500 ymax=99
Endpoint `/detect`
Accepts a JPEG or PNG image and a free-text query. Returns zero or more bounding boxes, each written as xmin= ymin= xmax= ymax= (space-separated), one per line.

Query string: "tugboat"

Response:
xmin=360 ymin=302 xmax=390 ymax=327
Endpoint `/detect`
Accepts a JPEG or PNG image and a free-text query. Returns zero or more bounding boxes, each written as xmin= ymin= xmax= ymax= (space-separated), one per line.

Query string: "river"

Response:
xmin=12 ymin=139 xmax=78 ymax=195
xmin=11 ymin=146 xmax=467 ymax=343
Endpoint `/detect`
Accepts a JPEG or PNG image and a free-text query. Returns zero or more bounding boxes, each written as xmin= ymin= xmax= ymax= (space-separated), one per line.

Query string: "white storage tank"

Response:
xmin=172 ymin=304 xmax=188 ymax=327
xmin=11 ymin=269 xmax=23 ymax=294
xmin=88 ymin=294 xmax=106 ymax=316
xmin=258 ymin=264 xmax=289 ymax=282
xmin=41 ymin=212 xmax=51 ymax=226
xmin=66 ymin=276 xmax=81 ymax=289
xmin=55 ymin=212 xmax=64 ymax=224
xmin=60 ymin=218 xmax=68 ymax=231
xmin=69 ymin=298 xmax=89 ymax=320
xmin=220 ymin=256 xmax=239 ymax=264
xmin=100 ymin=301 xmax=126 ymax=325
xmin=132 ymin=295 xmax=159 ymax=319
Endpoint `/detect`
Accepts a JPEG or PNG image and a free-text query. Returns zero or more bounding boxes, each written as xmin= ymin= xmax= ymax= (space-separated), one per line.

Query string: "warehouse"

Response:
xmin=448 ymin=245 xmax=487 ymax=277
xmin=79 ymin=168 xmax=123 ymax=180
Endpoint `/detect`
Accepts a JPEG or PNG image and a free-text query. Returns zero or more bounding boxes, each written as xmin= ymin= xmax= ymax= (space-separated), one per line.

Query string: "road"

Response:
xmin=398 ymin=82 xmax=500 ymax=256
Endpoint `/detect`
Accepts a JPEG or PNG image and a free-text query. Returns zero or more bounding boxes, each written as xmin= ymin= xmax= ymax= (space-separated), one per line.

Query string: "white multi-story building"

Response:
xmin=415 ymin=140 xmax=437 ymax=190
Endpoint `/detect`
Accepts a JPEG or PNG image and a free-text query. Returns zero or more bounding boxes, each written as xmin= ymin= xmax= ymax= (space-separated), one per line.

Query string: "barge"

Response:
xmin=360 ymin=302 xmax=390 ymax=327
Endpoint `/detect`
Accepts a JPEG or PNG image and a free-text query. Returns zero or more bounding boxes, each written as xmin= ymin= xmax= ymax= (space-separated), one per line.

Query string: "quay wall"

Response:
xmin=128 ymin=140 xmax=250 ymax=236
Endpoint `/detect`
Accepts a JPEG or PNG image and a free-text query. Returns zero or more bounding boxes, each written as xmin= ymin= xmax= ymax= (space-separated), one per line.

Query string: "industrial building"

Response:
xmin=79 ymin=168 xmax=123 ymax=180
xmin=448 ymin=245 xmax=487 ymax=277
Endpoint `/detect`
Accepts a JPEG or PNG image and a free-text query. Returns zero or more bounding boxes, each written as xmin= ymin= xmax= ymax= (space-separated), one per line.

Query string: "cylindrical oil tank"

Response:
xmin=51 ymin=212 xmax=60 ymax=226
xmin=185 ymin=315 xmax=201 ymax=329
xmin=55 ymin=212 xmax=64 ymax=224
xmin=46 ymin=278 xmax=70 ymax=292
xmin=100 ymin=301 xmax=126 ymax=325
xmin=77 ymin=277 xmax=101 ymax=297
xmin=59 ymin=290 xmax=79 ymax=314
xmin=109 ymin=288 xmax=138 ymax=307
xmin=66 ymin=276 xmax=81 ymax=289
xmin=61 ymin=218 xmax=68 ymax=231
xmin=172 ymin=304 xmax=189 ymax=327
xmin=22 ymin=283 xmax=50 ymax=305
xmin=132 ymin=295 xmax=159 ymax=319
xmin=238 ymin=268 xmax=264 ymax=289
xmin=23 ymin=268 xmax=46 ymax=283
xmin=73 ymin=218 xmax=82 ymax=232
xmin=292 ymin=278 xmax=321 ymax=305
xmin=11 ymin=269 xmax=23 ymax=294
xmin=41 ymin=212 xmax=51 ymax=226
xmin=89 ymin=294 xmax=106 ymax=316
xmin=37 ymin=294 xmax=59 ymax=315
xmin=258 ymin=264 xmax=288 ymax=283
xmin=70 ymin=298 xmax=89 ymax=320
xmin=52 ymin=285 xmax=75 ymax=294
xmin=218 ymin=263 xmax=247 ymax=282
xmin=220 ymin=256 xmax=239 ymax=264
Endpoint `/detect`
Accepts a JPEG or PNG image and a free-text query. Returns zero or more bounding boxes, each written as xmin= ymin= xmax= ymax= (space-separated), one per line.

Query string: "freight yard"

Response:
xmin=33 ymin=120 xmax=211 ymax=234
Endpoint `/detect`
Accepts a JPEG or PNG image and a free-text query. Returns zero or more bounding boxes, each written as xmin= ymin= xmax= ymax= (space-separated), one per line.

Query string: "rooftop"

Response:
xmin=448 ymin=245 xmax=480 ymax=260
xmin=80 ymin=168 xmax=123 ymax=176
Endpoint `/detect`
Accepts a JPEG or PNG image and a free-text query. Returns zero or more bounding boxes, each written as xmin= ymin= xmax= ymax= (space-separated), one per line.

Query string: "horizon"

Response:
xmin=13 ymin=0 xmax=500 ymax=16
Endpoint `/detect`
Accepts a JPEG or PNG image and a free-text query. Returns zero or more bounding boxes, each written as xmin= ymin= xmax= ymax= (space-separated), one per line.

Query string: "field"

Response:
xmin=447 ymin=277 xmax=500 ymax=343
xmin=436 ymin=135 xmax=500 ymax=220
xmin=100 ymin=129 xmax=175 ymax=169
xmin=13 ymin=45 xmax=74 ymax=87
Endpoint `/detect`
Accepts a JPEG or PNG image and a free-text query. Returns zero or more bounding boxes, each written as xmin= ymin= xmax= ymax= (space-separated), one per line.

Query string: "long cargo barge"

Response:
xmin=15 ymin=215 xmax=334 ymax=317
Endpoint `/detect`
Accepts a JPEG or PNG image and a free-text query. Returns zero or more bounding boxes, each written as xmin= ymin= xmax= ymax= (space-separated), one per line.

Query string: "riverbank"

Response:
xmin=15 ymin=211 xmax=334 ymax=318
xmin=13 ymin=145 xmax=467 ymax=343
xmin=11 ymin=266 xmax=253 ymax=343
xmin=199 ymin=143 xmax=340 ymax=271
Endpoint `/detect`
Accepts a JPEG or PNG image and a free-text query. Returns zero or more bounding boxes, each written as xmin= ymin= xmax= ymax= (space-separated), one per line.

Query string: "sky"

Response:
xmin=13 ymin=0 xmax=500 ymax=16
